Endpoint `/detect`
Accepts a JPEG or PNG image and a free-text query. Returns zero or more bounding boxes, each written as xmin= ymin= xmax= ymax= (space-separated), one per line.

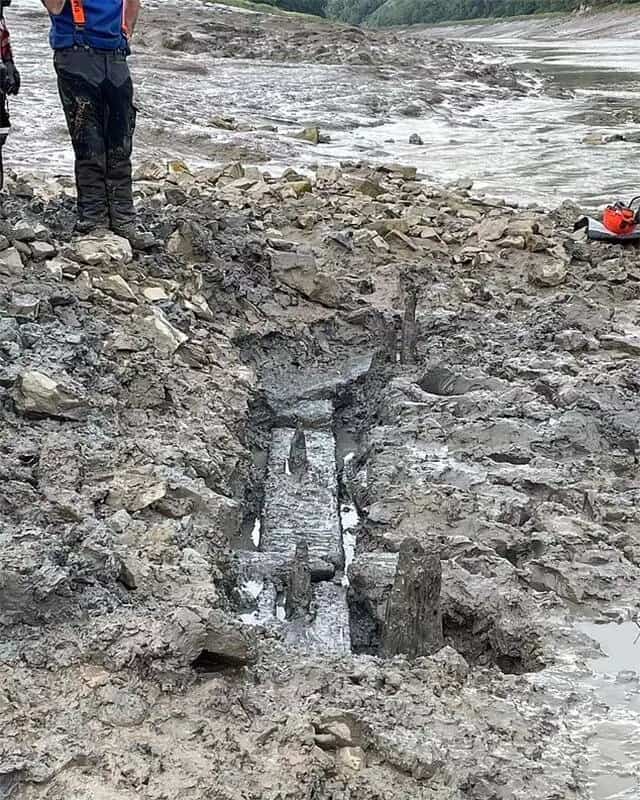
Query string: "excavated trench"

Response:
xmin=230 ymin=326 xmax=546 ymax=674
xmin=230 ymin=330 xmax=380 ymax=655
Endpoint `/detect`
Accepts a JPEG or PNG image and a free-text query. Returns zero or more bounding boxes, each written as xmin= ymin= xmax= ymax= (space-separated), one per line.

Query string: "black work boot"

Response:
xmin=111 ymin=221 xmax=156 ymax=251
xmin=74 ymin=218 xmax=109 ymax=236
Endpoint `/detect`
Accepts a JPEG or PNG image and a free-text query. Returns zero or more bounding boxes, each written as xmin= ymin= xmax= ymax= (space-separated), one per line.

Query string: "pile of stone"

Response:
xmin=1 ymin=154 xmax=636 ymax=799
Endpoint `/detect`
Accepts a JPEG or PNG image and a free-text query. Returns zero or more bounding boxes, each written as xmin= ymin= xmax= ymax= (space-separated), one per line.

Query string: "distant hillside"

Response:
xmin=365 ymin=0 xmax=638 ymax=26
xmin=260 ymin=0 xmax=640 ymax=27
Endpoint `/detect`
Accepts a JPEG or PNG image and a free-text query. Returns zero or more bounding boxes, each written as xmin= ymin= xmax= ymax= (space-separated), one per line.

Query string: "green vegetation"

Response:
xmin=205 ymin=0 xmax=327 ymax=18
xmin=260 ymin=0 xmax=328 ymax=15
xmin=212 ymin=0 xmax=640 ymax=25
xmin=366 ymin=0 xmax=639 ymax=26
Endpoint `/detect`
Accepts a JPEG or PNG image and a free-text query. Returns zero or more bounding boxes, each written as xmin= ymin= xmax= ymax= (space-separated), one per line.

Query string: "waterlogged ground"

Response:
xmin=542 ymin=618 xmax=640 ymax=800
xmin=9 ymin=0 xmax=640 ymax=208
xmin=6 ymin=4 xmax=640 ymax=799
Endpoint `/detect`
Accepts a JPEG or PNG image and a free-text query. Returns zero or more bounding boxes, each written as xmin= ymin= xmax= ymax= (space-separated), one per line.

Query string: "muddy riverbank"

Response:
xmin=2 ymin=145 xmax=640 ymax=798
xmin=2 ymin=4 xmax=640 ymax=800
xmin=428 ymin=6 xmax=640 ymax=40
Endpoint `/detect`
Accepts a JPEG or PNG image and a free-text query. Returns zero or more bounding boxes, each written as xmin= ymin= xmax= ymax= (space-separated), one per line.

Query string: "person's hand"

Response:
xmin=2 ymin=60 xmax=19 ymax=95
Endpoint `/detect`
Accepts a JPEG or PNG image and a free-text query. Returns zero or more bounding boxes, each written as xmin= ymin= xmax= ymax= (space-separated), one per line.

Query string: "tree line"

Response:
xmin=261 ymin=0 xmax=640 ymax=26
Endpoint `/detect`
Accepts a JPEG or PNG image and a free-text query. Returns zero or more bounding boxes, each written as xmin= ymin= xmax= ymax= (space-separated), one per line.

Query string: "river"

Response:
xmin=8 ymin=1 xmax=640 ymax=211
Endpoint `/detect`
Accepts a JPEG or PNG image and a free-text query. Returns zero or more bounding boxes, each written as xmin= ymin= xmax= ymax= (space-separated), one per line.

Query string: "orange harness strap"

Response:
xmin=70 ymin=0 xmax=86 ymax=28
xmin=70 ymin=0 xmax=129 ymax=41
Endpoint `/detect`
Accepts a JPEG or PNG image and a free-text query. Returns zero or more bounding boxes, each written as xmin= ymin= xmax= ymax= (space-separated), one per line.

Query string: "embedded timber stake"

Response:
xmin=400 ymin=285 xmax=417 ymax=365
xmin=382 ymin=537 xmax=444 ymax=658
xmin=286 ymin=541 xmax=312 ymax=620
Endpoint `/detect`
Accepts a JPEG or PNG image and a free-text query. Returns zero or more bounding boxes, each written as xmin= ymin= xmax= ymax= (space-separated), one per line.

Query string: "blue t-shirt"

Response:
xmin=50 ymin=0 xmax=128 ymax=51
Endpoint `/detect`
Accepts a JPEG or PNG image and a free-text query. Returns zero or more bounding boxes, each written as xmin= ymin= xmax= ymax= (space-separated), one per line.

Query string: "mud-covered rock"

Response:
xmin=13 ymin=370 xmax=86 ymax=419
xmin=69 ymin=232 xmax=133 ymax=267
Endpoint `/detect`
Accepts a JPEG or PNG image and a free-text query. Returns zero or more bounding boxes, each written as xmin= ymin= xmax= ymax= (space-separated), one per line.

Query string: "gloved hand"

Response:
xmin=2 ymin=60 xmax=19 ymax=95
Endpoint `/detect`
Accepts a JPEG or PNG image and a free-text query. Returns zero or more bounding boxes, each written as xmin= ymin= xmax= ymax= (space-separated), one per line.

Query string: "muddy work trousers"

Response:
xmin=54 ymin=47 xmax=136 ymax=229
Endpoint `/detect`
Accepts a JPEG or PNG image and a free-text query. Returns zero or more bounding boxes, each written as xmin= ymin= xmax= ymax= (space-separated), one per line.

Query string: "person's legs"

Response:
xmin=103 ymin=52 xmax=136 ymax=230
xmin=54 ymin=49 xmax=108 ymax=231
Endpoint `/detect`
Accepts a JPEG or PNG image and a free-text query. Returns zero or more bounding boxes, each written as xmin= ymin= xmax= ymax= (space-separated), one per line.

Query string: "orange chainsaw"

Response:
xmin=602 ymin=197 xmax=640 ymax=235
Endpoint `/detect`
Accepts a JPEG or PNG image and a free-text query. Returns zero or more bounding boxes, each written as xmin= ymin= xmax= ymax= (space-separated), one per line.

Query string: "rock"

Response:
xmin=209 ymin=115 xmax=237 ymax=130
xmin=7 ymin=293 xmax=40 ymax=320
xmin=428 ymin=646 xmax=469 ymax=682
xmin=409 ymin=133 xmax=424 ymax=145
xmin=555 ymin=329 xmax=598 ymax=352
xmin=380 ymin=163 xmax=418 ymax=179
xmin=318 ymin=721 xmax=354 ymax=747
xmin=600 ymin=333 xmax=640 ymax=355
xmin=10 ymin=222 xmax=37 ymax=242
xmin=294 ymin=126 xmax=320 ymax=145
xmin=107 ymin=468 xmax=168 ymax=513
xmin=197 ymin=613 xmax=253 ymax=667
xmin=221 ymin=162 xmax=245 ymax=180
xmin=314 ymin=733 xmax=338 ymax=749
xmin=117 ymin=560 xmax=138 ymax=591
xmin=0 ymin=246 xmax=24 ymax=276
xmin=165 ymin=187 xmax=188 ymax=206
xmin=14 ymin=240 xmax=31 ymax=258
xmin=288 ymin=179 xmax=312 ymax=198
xmin=44 ymin=259 xmax=63 ymax=281
xmin=476 ymin=217 xmax=508 ymax=242
xmin=106 ymin=509 xmax=132 ymax=534
xmin=388 ymin=229 xmax=419 ymax=251
xmin=352 ymin=178 xmax=384 ymax=198
xmin=143 ymin=286 xmax=171 ymax=302
xmin=14 ymin=370 xmax=86 ymax=419
xmin=336 ymin=747 xmax=366 ymax=773
xmin=293 ymin=126 xmax=329 ymax=145
xmin=167 ymin=225 xmax=194 ymax=259
xmin=97 ymin=686 xmax=148 ymax=728
xmin=316 ymin=165 xmax=343 ymax=183
xmin=47 ymin=256 xmax=81 ymax=279
xmin=529 ymin=260 xmax=568 ymax=287
xmin=30 ymin=241 xmax=57 ymax=262
xmin=270 ymin=249 xmax=342 ymax=308
xmin=162 ymin=30 xmax=195 ymax=51
xmin=184 ymin=293 xmax=214 ymax=321
xmin=373 ymin=218 xmax=410 ymax=236
xmin=70 ymin=232 xmax=133 ymax=267
xmin=382 ymin=538 xmax=444 ymax=658
xmin=93 ymin=274 xmax=137 ymax=302
xmin=143 ymin=308 xmax=189 ymax=354
xmin=134 ymin=160 xmax=168 ymax=181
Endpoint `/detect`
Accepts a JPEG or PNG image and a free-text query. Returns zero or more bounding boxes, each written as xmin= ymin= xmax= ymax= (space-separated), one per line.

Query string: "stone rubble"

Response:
xmin=1 ymin=133 xmax=638 ymax=799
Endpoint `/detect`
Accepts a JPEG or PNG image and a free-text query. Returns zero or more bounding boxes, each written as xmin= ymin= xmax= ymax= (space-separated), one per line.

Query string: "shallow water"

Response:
xmin=9 ymin=1 xmax=640 ymax=209
xmin=540 ymin=619 xmax=640 ymax=800
xmin=324 ymin=37 xmax=640 ymax=208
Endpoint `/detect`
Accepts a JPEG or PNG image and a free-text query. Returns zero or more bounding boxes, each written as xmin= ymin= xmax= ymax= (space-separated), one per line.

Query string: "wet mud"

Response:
xmin=2 ymin=4 xmax=640 ymax=800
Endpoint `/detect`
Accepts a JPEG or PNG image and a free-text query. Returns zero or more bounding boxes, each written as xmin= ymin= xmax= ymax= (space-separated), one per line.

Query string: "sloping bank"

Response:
xmin=1 ymin=157 xmax=640 ymax=799
xmin=424 ymin=6 xmax=640 ymax=39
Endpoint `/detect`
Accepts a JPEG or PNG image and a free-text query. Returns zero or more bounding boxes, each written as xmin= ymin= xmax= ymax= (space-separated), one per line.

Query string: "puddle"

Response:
xmin=251 ymin=517 xmax=262 ymax=548
xmin=340 ymin=503 xmax=358 ymax=587
xmin=577 ymin=620 xmax=640 ymax=678
xmin=239 ymin=578 xmax=275 ymax=625
xmin=538 ymin=620 xmax=640 ymax=800
xmin=276 ymin=593 xmax=287 ymax=621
